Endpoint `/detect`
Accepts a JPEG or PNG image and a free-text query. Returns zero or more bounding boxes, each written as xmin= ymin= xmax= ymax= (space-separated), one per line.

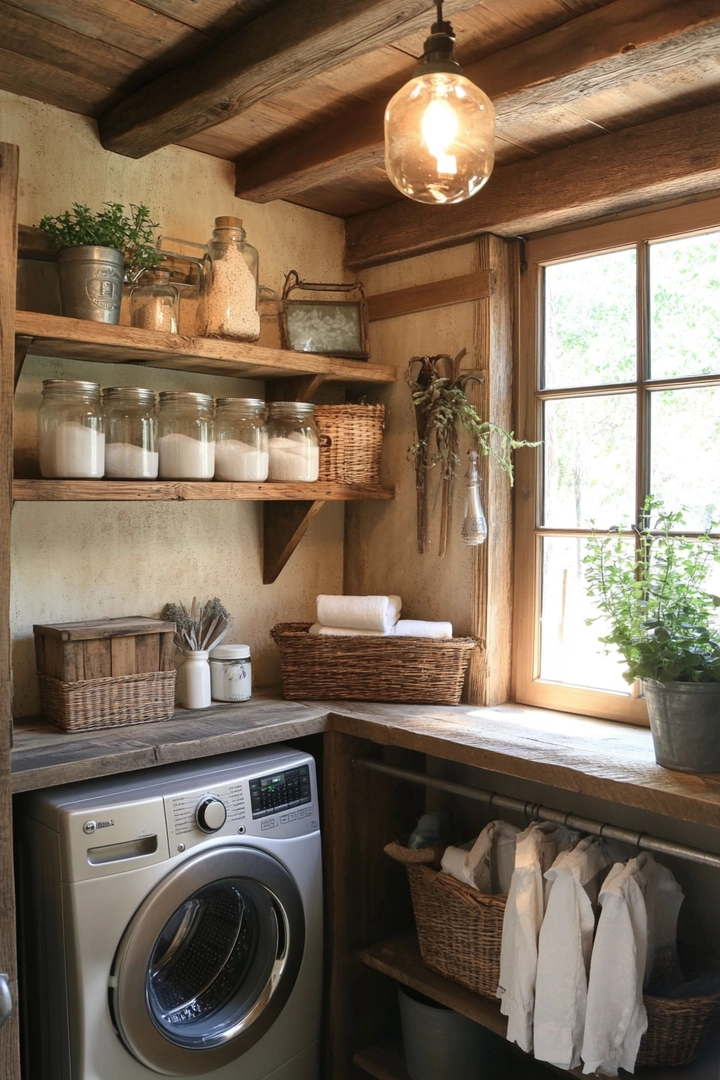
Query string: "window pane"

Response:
xmin=539 ymin=536 xmax=631 ymax=693
xmin=650 ymin=386 xmax=720 ymax=531
xmin=543 ymin=395 xmax=636 ymax=529
xmin=543 ymin=250 xmax=636 ymax=389
xmin=649 ymin=231 xmax=720 ymax=379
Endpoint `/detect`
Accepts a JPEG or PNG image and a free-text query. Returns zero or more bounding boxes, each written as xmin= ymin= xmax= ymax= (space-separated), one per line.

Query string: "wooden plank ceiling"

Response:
xmin=4 ymin=0 xmax=720 ymax=257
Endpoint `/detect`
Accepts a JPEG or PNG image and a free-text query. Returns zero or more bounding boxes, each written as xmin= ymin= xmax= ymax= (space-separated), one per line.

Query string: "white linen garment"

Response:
xmin=463 ymin=819 xmax=520 ymax=895
xmin=533 ymin=836 xmax=611 ymax=1070
xmin=497 ymin=821 xmax=577 ymax=1052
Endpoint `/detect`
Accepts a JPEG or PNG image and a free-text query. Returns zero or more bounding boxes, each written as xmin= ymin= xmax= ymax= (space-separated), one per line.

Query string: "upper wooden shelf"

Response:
xmin=13 ymin=479 xmax=394 ymax=502
xmin=15 ymin=311 xmax=397 ymax=385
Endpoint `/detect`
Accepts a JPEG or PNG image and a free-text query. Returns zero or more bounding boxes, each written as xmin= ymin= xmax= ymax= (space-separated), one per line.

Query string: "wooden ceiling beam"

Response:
xmin=344 ymin=100 xmax=720 ymax=268
xmin=98 ymin=0 xmax=480 ymax=159
xmin=234 ymin=0 xmax=720 ymax=203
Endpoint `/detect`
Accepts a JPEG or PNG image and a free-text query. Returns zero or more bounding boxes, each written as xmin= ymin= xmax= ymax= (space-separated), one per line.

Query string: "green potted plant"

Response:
xmin=38 ymin=202 xmax=162 ymax=324
xmin=584 ymin=498 xmax=720 ymax=773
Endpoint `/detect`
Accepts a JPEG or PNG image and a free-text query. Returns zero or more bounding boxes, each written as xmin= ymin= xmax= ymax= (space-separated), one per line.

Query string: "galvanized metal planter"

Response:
xmin=644 ymin=679 xmax=720 ymax=773
xmin=57 ymin=245 xmax=124 ymax=323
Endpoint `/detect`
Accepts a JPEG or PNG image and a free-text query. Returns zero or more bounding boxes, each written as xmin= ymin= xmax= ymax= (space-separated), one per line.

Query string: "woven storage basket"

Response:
xmin=270 ymin=623 xmax=475 ymax=705
xmin=637 ymin=986 xmax=720 ymax=1068
xmin=38 ymin=669 xmax=176 ymax=732
xmin=314 ymin=404 xmax=385 ymax=485
xmin=385 ymin=841 xmax=506 ymax=999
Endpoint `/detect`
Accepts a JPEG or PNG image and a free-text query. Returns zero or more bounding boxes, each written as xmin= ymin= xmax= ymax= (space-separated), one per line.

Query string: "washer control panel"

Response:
xmin=249 ymin=765 xmax=312 ymax=819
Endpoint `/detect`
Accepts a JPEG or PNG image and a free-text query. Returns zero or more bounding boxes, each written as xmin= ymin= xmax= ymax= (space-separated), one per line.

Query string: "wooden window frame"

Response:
xmin=512 ymin=195 xmax=720 ymax=725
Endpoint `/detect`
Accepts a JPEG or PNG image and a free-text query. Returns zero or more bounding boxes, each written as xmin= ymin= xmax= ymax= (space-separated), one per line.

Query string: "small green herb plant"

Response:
xmin=584 ymin=498 xmax=720 ymax=684
xmin=38 ymin=202 xmax=162 ymax=279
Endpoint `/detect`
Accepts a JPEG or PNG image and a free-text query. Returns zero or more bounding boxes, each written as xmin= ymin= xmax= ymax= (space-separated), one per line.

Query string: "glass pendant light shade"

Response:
xmin=384 ymin=4 xmax=495 ymax=205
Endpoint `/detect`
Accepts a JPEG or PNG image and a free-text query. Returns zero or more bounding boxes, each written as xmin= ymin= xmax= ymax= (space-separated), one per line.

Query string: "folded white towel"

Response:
xmin=316 ymin=594 xmax=401 ymax=633
xmin=395 ymin=619 xmax=453 ymax=639
xmin=308 ymin=623 xmax=390 ymax=637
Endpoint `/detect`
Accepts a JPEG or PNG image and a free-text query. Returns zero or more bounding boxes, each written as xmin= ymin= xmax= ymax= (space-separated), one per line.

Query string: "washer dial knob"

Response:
xmin=196 ymin=796 xmax=227 ymax=833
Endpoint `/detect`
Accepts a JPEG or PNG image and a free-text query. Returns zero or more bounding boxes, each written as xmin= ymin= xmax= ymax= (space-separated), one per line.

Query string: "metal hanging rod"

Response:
xmin=352 ymin=758 xmax=720 ymax=871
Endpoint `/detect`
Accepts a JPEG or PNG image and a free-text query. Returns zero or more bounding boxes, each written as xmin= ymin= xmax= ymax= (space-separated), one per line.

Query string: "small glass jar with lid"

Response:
xmin=266 ymin=401 xmax=320 ymax=482
xmin=209 ymin=643 xmax=252 ymax=702
xmin=199 ymin=216 xmax=260 ymax=342
xmin=103 ymin=387 xmax=158 ymax=479
xmin=214 ymin=398 xmax=268 ymax=481
xmin=37 ymin=379 xmax=105 ymax=478
xmin=129 ymin=270 xmax=179 ymax=333
xmin=157 ymin=391 xmax=215 ymax=479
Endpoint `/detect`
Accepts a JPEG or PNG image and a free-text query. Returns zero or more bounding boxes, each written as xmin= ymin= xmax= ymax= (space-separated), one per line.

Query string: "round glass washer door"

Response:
xmin=109 ymin=845 xmax=305 ymax=1076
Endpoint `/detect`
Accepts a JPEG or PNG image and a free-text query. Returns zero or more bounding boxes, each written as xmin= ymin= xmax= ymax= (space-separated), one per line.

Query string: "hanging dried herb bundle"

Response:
xmin=408 ymin=349 xmax=534 ymax=554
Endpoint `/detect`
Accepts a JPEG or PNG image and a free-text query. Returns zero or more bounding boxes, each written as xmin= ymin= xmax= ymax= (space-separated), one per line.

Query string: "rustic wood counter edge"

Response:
xmin=11 ymin=694 xmax=720 ymax=828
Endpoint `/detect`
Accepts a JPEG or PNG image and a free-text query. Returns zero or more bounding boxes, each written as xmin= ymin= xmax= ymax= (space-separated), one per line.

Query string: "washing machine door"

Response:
xmin=109 ymin=845 xmax=305 ymax=1076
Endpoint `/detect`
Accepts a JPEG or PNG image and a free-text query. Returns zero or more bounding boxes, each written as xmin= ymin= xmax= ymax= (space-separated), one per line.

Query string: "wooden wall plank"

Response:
xmin=366 ymin=271 xmax=492 ymax=322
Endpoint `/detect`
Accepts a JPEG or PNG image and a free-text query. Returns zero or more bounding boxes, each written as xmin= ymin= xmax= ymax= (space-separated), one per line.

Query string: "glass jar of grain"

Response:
xmin=266 ymin=401 xmax=320 ymax=482
xmin=198 ymin=216 xmax=260 ymax=342
xmin=157 ymin=391 xmax=215 ymax=479
xmin=129 ymin=270 xmax=179 ymax=333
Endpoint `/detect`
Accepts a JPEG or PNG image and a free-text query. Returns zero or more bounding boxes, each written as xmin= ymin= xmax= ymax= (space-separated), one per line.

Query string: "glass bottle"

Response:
xmin=157 ymin=391 xmax=215 ymax=479
xmin=129 ymin=270 xmax=179 ymax=333
xmin=461 ymin=450 xmax=488 ymax=544
xmin=214 ymin=398 xmax=268 ymax=481
xmin=103 ymin=387 xmax=158 ymax=479
xmin=199 ymin=216 xmax=260 ymax=342
xmin=37 ymin=379 xmax=105 ymax=478
xmin=266 ymin=401 xmax=320 ymax=482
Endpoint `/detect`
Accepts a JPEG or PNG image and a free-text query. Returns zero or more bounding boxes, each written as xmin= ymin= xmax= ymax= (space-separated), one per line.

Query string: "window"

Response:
xmin=513 ymin=199 xmax=720 ymax=724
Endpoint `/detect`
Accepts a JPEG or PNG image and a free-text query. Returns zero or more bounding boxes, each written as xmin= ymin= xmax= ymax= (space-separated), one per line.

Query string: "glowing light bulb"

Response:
xmin=421 ymin=91 xmax=458 ymax=176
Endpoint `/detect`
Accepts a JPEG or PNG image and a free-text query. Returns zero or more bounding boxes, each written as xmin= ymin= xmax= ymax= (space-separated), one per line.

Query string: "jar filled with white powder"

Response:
xmin=37 ymin=379 xmax=105 ymax=478
xmin=103 ymin=386 xmax=158 ymax=479
xmin=214 ymin=398 xmax=268 ymax=481
xmin=157 ymin=391 xmax=215 ymax=479
xmin=199 ymin=216 xmax=260 ymax=342
xmin=266 ymin=401 xmax=320 ymax=482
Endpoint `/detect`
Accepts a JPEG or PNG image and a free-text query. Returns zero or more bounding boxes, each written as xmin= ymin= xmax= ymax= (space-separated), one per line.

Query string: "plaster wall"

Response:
xmin=2 ymin=91 xmax=347 ymax=717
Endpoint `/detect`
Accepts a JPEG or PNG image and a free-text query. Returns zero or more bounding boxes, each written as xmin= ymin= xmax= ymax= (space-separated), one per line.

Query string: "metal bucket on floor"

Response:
xmin=398 ymin=984 xmax=505 ymax=1080
xmin=57 ymin=245 xmax=124 ymax=323
xmin=644 ymin=679 xmax=720 ymax=773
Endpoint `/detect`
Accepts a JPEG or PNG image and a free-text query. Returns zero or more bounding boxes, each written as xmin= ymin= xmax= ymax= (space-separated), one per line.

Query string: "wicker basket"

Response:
xmin=637 ymin=985 xmax=720 ymax=1068
xmin=385 ymin=841 xmax=505 ymax=999
xmin=38 ymin=669 xmax=176 ymax=732
xmin=270 ymin=623 xmax=475 ymax=705
xmin=314 ymin=404 xmax=385 ymax=485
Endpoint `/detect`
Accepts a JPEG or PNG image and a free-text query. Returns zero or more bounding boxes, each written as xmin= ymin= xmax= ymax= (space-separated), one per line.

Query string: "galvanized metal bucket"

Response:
xmin=57 ymin=245 xmax=124 ymax=323
xmin=644 ymin=679 xmax=720 ymax=773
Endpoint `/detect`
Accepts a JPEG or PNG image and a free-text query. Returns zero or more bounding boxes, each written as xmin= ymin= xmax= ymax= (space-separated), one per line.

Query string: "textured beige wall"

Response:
xmin=2 ymin=91 xmax=347 ymax=716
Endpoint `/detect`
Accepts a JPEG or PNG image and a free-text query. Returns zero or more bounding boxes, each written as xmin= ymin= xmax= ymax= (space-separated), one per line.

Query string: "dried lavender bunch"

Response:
xmin=163 ymin=597 xmax=232 ymax=652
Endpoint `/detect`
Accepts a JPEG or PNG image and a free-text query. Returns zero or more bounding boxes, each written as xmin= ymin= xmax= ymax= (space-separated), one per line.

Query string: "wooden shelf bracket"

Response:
xmin=262 ymin=499 xmax=326 ymax=584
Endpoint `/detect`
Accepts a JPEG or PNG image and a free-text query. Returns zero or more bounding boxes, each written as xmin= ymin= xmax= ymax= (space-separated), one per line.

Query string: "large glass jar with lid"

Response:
xmin=103 ymin=387 xmax=158 ymax=479
xmin=129 ymin=270 xmax=179 ymax=333
xmin=37 ymin=379 xmax=105 ymax=478
xmin=198 ymin=216 xmax=260 ymax=342
xmin=266 ymin=401 xmax=319 ymax=482
xmin=157 ymin=391 xmax=215 ymax=479
xmin=214 ymin=398 xmax=268 ymax=481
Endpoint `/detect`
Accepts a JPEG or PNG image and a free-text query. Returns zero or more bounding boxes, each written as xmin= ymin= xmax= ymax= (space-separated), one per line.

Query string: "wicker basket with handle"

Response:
xmin=314 ymin=404 xmax=385 ymax=486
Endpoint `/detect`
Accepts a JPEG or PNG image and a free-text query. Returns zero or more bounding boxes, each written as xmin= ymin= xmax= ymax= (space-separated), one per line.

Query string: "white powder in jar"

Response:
xmin=105 ymin=442 xmax=160 ymax=479
xmin=158 ymin=433 xmax=215 ymax=478
xmin=38 ymin=421 xmax=105 ymax=478
xmin=268 ymin=436 xmax=319 ymax=482
xmin=214 ymin=439 xmax=269 ymax=481
xmin=202 ymin=246 xmax=260 ymax=341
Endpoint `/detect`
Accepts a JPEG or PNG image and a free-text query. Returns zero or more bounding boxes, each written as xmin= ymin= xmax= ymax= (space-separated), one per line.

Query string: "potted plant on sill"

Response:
xmin=584 ymin=498 xmax=720 ymax=773
xmin=38 ymin=202 xmax=162 ymax=324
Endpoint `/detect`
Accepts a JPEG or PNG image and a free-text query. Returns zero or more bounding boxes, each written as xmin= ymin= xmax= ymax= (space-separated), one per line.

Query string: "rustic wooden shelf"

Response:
xmin=354 ymin=1041 xmax=408 ymax=1080
xmin=15 ymin=310 xmax=397 ymax=384
xmin=12 ymin=479 xmax=394 ymax=502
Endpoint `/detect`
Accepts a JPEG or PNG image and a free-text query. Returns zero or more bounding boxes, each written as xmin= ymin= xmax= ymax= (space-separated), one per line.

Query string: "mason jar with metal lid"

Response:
xmin=103 ymin=387 xmax=158 ymax=479
xmin=214 ymin=398 xmax=268 ymax=482
xmin=37 ymin=379 xmax=105 ymax=478
xmin=157 ymin=391 xmax=215 ymax=479
xmin=266 ymin=401 xmax=319 ymax=482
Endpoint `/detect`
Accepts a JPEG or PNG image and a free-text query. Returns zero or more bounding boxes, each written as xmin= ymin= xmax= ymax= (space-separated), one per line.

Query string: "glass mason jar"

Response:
xmin=157 ymin=391 xmax=215 ymax=479
xmin=214 ymin=398 xmax=268 ymax=481
xmin=129 ymin=270 xmax=179 ymax=333
xmin=266 ymin=401 xmax=320 ymax=482
xmin=209 ymin=643 xmax=252 ymax=702
xmin=199 ymin=216 xmax=260 ymax=342
xmin=103 ymin=386 xmax=158 ymax=479
xmin=37 ymin=379 xmax=105 ymax=478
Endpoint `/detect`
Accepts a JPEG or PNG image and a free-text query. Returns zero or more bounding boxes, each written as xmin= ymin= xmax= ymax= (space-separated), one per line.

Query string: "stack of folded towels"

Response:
xmin=309 ymin=594 xmax=453 ymax=639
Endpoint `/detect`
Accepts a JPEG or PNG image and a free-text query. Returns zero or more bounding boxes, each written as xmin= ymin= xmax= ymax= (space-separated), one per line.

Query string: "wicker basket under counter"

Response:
xmin=270 ymin=622 xmax=475 ymax=705
xmin=314 ymin=403 xmax=385 ymax=486
xmin=33 ymin=616 xmax=176 ymax=732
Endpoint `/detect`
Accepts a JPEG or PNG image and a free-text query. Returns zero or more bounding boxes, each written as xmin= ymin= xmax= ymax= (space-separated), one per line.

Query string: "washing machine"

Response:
xmin=14 ymin=744 xmax=322 ymax=1080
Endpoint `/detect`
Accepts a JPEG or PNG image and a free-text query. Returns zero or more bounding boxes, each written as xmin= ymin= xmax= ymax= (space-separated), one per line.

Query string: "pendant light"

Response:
xmin=384 ymin=0 xmax=495 ymax=205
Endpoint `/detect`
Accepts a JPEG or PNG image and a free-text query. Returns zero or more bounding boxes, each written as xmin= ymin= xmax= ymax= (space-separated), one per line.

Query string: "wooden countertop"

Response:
xmin=12 ymin=694 xmax=720 ymax=829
